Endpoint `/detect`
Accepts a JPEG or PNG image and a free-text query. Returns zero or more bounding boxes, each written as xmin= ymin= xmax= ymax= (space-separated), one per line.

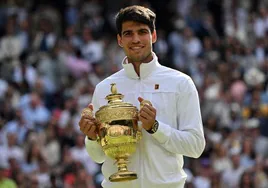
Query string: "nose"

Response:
xmin=132 ymin=33 xmax=140 ymax=43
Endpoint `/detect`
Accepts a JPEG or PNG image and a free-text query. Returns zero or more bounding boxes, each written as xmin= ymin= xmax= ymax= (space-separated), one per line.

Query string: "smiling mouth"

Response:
xmin=130 ymin=46 xmax=144 ymax=51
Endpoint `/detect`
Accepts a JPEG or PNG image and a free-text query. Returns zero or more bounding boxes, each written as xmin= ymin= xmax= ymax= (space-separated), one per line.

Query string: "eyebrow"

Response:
xmin=122 ymin=30 xmax=132 ymax=35
xmin=122 ymin=28 xmax=149 ymax=35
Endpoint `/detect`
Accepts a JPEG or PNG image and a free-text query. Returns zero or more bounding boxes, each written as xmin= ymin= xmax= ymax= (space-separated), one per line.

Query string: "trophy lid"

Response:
xmin=105 ymin=83 xmax=124 ymax=104
xmin=95 ymin=83 xmax=138 ymax=123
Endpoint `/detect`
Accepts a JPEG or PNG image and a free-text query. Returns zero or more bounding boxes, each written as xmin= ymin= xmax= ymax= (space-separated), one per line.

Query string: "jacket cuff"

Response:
xmin=85 ymin=136 xmax=102 ymax=150
xmin=151 ymin=120 xmax=172 ymax=144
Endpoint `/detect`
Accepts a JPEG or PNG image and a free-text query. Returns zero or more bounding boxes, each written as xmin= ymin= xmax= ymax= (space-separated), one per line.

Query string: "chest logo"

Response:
xmin=154 ymin=84 xmax=159 ymax=90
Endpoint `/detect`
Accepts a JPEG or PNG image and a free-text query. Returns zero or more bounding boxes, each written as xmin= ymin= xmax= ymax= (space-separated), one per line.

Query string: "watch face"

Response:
xmin=147 ymin=120 xmax=159 ymax=134
xmin=153 ymin=121 xmax=159 ymax=132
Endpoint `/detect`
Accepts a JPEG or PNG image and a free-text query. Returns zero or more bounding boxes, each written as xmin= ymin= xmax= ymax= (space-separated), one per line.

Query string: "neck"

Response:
xmin=128 ymin=52 xmax=154 ymax=76
xmin=132 ymin=62 xmax=142 ymax=76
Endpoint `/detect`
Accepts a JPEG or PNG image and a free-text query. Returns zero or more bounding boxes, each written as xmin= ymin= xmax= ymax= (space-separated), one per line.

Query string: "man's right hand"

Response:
xmin=79 ymin=104 xmax=99 ymax=141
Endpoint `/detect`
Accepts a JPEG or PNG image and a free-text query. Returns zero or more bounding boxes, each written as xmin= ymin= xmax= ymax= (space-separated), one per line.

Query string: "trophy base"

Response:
xmin=109 ymin=171 xmax=137 ymax=182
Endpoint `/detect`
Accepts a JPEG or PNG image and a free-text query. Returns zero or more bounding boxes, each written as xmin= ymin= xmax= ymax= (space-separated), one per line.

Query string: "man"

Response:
xmin=79 ymin=5 xmax=205 ymax=188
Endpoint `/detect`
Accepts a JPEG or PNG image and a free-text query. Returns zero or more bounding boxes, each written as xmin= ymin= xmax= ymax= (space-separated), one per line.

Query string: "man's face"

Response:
xmin=117 ymin=21 xmax=157 ymax=64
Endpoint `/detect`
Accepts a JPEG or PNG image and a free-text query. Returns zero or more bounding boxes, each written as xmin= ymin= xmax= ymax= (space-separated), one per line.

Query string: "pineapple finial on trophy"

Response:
xmin=111 ymin=83 xmax=117 ymax=94
xmin=106 ymin=83 xmax=124 ymax=103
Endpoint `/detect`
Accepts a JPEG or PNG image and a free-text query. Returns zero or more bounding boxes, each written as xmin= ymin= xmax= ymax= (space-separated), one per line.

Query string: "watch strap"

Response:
xmin=147 ymin=120 xmax=159 ymax=134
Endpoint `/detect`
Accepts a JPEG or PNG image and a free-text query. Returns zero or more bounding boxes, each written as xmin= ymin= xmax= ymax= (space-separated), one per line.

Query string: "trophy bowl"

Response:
xmin=89 ymin=83 xmax=141 ymax=182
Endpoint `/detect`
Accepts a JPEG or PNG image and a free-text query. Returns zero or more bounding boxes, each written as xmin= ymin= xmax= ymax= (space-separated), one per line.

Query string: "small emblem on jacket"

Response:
xmin=155 ymin=84 xmax=159 ymax=90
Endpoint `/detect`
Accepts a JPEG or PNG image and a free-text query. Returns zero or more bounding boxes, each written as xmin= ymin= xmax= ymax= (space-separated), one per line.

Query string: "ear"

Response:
xmin=117 ymin=34 xmax=123 ymax=47
xmin=152 ymin=30 xmax=157 ymax=44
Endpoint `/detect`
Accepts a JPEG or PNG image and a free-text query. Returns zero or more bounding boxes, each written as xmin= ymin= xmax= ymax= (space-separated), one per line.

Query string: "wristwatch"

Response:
xmin=147 ymin=120 xmax=159 ymax=134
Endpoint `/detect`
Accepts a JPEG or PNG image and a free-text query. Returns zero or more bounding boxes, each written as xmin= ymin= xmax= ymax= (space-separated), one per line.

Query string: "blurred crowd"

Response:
xmin=0 ymin=0 xmax=268 ymax=187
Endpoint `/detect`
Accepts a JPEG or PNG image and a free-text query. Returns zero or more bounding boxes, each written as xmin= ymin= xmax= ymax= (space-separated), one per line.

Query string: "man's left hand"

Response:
xmin=138 ymin=97 xmax=156 ymax=131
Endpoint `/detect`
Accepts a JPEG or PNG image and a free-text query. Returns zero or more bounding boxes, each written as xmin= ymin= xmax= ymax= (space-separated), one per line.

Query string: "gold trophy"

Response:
xmin=83 ymin=83 xmax=143 ymax=182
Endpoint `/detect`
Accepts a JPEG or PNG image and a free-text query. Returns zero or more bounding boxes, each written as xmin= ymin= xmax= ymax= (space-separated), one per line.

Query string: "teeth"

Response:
xmin=131 ymin=47 xmax=142 ymax=50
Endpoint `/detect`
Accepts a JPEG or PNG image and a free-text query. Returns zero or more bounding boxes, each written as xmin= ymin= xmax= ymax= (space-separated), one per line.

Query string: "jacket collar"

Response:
xmin=122 ymin=52 xmax=160 ymax=79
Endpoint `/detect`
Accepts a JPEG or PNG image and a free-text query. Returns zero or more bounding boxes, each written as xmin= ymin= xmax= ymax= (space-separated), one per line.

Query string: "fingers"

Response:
xmin=81 ymin=104 xmax=94 ymax=118
xmin=84 ymin=123 xmax=97 ymax=137
xmin=79 ymin=118 xmax=98 ymax=130
xmin=137 ymin=97 xmax=156 ymax=119
xmin=88 ymin=103 xmax=94 ymax=111
xmin=138 ymin=97 xmax=144 ymax=103
xmin=139 ymin=105 xmax=155 ymax=119
xmin=81 ymin=107 xmax=93 ymax=118
xmin=79 ymin=117 xmax=98 ymax=140
xmin=137 ymin=97 xmax=157 ymax=130
xmin=79 ymin=118 xmax=90 ymax=131
xmin=80 ymin=104 xmax=98 ymax=140
xmin=83 ymin=116 xmax=97 ymax=121
xmin=138 ymin=101 xmax=157 ymax=130
xmin=138 ymin=112 xmax=154 ymax=131
xmin=138 ymin=114 xmax=151 ymax=123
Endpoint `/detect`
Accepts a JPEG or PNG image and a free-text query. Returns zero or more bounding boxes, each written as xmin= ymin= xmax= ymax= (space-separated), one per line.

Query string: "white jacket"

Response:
xmin=85 ymin=53 xmax=205 ymax=188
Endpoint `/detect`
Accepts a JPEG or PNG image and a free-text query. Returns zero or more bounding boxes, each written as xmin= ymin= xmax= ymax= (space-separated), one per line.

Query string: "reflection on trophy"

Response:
xmin=83 ymin=83 xmax=143 ymax=182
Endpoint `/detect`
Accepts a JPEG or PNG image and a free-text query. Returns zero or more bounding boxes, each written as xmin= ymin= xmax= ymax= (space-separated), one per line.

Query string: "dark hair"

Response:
xmin=239 ymin=170 xmax=255 ymax=188
xmin=115 ymin=5 xmax=156 ymax=36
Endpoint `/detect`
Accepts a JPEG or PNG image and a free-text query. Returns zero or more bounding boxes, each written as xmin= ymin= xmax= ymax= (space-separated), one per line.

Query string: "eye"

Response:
xmin=123 ymin=31 xmax=132 ymax=37
xmin=139 ymin=29 xmax=149 ymax=35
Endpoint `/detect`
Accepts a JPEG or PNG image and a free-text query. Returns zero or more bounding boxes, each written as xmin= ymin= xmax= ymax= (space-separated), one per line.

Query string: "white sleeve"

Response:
xmin=85 ymin=137 xmax=105 ymax=163
xmin=152 ymin=78 xmax=205 ymax=158
xmin=84 ymin=85 xmax=106 ymax=163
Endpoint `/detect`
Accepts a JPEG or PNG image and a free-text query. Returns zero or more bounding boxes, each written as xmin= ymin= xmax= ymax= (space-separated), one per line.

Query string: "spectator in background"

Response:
xmin=240 ymin=138 xmax=256 ymax=170
xmin=253 ymin=7 xmax=268 ymax=38
xmin=182 ymin=27 xmax=203 ymax=59
xmin=167 ymin=16 xmax=185 ymax=69
xmin=254 ymin=159 xmax=268 ymax=188
xmin=17 ymin=18 xmax=30 ymax=53
xmin=4 ymin=108 xmax=31 ymax=146
xmin=193 ymin=159 xmax=213 ymax=188
xmin=73 ymin=167 xmax=96 ymax=188
xmin=153 ymin=29 xmax=169 ymax=65
xmin=244 ymin=118 xmax=268 ymax=159
xmin=65 ymin=0 xmax=80 ymax=27
xmin=70 ymin=134 xmax=100 ymax=176
xmin=37 ymin=43 xmax=69 ymax=95
xmin=238 ymin=170 xmax=255 ymax=188
xmin=32 ymin=17 xmax=57 ymax=53
xmin=42 ymin=122 xmax=61 ymax=167
xmin=64 ymin=25 xmax=83 ymax=50
xmin=21 ymin=141 xmax=45 ymax=175
xmin=221 ymin=151 xmax=246 ymax=188
xmin=20 ymin=92 xmax=50 ymax=132
xmin=0 ymin=16 xmax=22 ymax=81
xmin=65 ymin=49 xmax=92 ymax=79
xmin=13 ymin=51 xmax=37 ymax=91
xmin=2 ymin=84 xmax=20 ymax=113
xmin=212 ymin=143 xmax=232 ymax=174
xmin=0 ymin=164 xmax=17 ymax=188
xmin=80 ymin=27 xmax=104 ymax=64
xmin=3 ymin=132 xmax=24 ymax=164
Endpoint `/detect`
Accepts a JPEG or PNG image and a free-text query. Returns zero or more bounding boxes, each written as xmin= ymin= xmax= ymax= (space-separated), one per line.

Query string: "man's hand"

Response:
xmin=138 ymin=97 xmax=156 ymax=131
xmin=79 ymin=104 xmax=99 ymax=140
